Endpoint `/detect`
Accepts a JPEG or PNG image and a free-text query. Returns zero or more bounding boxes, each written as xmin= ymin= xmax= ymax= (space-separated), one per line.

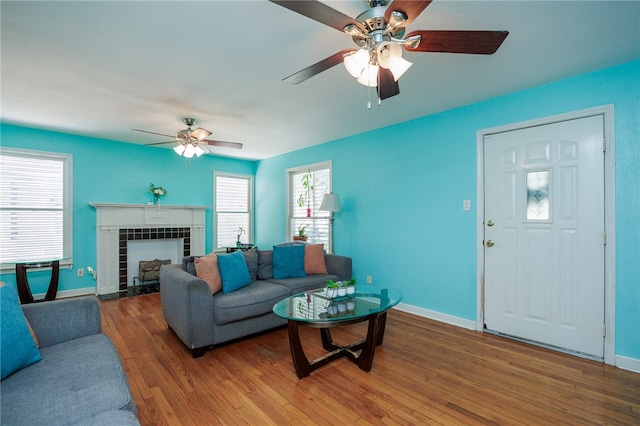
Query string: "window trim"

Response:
xmin=285 ymin=160 xmax=332 ymax=242
xmin=213 ymin=171 xmax=254 ymax=251
xmin=0 ymin=147 xmax=73 ymax=271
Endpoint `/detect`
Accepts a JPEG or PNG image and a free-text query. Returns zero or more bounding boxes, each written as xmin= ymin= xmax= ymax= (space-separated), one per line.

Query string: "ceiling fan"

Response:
xmin=269 ymin=0 xmax=508 ymax=101
xmin=133 ymin=118 xmax=243 ymax=158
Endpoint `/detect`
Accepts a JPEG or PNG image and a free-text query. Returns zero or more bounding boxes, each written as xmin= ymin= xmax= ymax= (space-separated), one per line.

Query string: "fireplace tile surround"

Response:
xmin=119 ymin=227 xmax=191 ymax=291
xmin=90 ymin=203 xmax=207 ymax=295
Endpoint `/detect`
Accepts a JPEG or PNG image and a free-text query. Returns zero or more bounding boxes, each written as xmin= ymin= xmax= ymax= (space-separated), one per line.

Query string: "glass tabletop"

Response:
xmin=273 ymin=285 xmax=402 ymax=323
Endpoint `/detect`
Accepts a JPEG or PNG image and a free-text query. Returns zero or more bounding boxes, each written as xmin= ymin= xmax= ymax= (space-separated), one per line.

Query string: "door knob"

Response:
xmin=486 ymin=240 xmax=495 ymax=247
xmin=487 ymin=220 xmax=494 ymax=227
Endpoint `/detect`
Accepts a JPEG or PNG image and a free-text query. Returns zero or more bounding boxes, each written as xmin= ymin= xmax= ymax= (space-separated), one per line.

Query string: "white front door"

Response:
xmin=483 ymin=115 xmax=605 ymax=359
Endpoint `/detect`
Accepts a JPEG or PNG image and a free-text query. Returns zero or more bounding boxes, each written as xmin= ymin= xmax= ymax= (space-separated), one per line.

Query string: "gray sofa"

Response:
xmin=160 ymin=249 xmax=352 ymax=357
xmin=1 ymin=296 xmax=139 ymax=426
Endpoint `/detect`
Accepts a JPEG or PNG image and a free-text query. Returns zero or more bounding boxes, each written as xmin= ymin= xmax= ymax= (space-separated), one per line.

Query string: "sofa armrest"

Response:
xmin=324 ymin=254 xmax=352 ymax=281
xmin=160 ymin=264 xmax=215 ymax=354
xmin=21 ymin=296 xmax=101 ymax=348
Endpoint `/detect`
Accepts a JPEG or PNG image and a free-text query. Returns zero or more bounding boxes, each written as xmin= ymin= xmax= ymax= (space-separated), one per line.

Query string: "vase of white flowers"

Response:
xmin=149 ymin=183 xmax=167 ymax=204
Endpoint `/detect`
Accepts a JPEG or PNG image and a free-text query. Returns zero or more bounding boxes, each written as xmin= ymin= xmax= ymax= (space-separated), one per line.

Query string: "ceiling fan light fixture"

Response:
xmin=173 ymin=144 xmax=186 ymax=156
xmin=357 ymin=63 xmax=379 ymax=87
xmin=344 ymin=48 xmax=370 ymax=78
xmin=183 ymin=143 xmax=196 ymax=158
xmin=390 ymin=57 xmax=413 ymax=81
xmin=194 ymin=144 xmax=206 ymax=157
xmin=376 ymin=41 xmax=403 ymax=69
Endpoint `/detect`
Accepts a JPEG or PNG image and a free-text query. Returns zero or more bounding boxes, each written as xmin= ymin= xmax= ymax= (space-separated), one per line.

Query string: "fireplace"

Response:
xmin=120 ymin=227 xmax=190 ymax=290
xmin=90 ymin=203 xmax=207 ymax=295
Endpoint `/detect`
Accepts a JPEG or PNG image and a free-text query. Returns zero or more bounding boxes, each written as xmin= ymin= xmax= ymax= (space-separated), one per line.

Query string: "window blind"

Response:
xmin=0 ymin=152 xmax=66 ymax=262
xmin=215 ymin=174 xmax=252 ymax=248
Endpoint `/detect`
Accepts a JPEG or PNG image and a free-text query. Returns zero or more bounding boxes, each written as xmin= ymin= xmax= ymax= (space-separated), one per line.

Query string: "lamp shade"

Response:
xmin=389 ymin=57 xmax=413 ymax=81
xmin=344 ymin=48 xmax=369 ymax=78
xmin=319 ymin=193 xmax=341 ymax=212
xmin=357 ymin=64 xmax=379 ymax=87
xmin=173 ymin=144 xmax=186 ymax=155
xmin=377 ymin=41 xmax=402 ymax=69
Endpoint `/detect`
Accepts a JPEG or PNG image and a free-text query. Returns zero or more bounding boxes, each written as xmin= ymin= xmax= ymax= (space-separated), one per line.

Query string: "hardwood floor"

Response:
xmin=100 ymin=294 xmax=640 ymax=425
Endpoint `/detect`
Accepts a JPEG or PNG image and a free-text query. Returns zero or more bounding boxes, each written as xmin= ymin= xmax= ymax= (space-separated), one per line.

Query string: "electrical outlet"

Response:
xmin=77 ymin=268 xmax=84 ymax=277
xmin=463 ymin=200 xmax=471 ymax=211
xmin=366 ymin=275 xmax=372 ymax=284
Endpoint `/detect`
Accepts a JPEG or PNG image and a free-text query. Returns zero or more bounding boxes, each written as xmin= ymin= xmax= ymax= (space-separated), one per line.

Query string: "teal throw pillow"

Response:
xmin=1 ymin=284 xmax=42 ymax=379
xmin=218 ymin=250 xmax=252 ymax=294
xmin=272 ymin=244 xmax=307 ymax=279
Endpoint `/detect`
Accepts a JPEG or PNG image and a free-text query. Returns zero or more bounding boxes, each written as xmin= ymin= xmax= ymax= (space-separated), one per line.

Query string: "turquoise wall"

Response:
xmin=255 ymin=59 xmax=640 ymax=360
xmin=1 ymin=60 xmax=637 ymax=360
xmin=0 ymin=126 xmax=257 ymax=294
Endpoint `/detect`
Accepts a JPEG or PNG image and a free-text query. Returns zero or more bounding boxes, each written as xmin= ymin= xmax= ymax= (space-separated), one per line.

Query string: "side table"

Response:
xmin=10 ymin=258 xmax=68 ymax=304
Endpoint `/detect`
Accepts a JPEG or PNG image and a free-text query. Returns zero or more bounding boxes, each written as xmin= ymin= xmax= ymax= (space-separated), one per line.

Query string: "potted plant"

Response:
xmin=337 ymin=281 xmax=347 ymax=297
xmin=293 ymin=224 xmax=309 ymax=242
xmin=326 ymin=280 xmax=339 ymax=299
xmin=344 ymin=278 xmax=356 ymax=295
xmin=236 ymin=227 xmax=245 ymax=247
xmin=148 ymin=183 xmax=167 ymax=205
xmin=297 ymin=171 xmax=314 ymax=217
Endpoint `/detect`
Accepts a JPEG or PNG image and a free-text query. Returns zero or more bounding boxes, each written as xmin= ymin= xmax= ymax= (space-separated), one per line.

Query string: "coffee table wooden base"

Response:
xmin=287 ymin=311 xmax=388 ymax=379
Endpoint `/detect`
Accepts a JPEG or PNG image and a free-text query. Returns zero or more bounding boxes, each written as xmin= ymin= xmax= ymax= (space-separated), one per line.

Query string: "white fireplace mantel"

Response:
xmin=90 ymin=203 xmax=208 ymax=295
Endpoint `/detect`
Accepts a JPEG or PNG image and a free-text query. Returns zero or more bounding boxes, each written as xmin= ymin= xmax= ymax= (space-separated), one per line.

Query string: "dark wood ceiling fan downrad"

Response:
xmin=269 ymin=0 xmax=508 ymax=100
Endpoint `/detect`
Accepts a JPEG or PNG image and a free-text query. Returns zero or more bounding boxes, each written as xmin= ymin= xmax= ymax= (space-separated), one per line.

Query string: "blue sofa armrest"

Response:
xmin=160 ymin=263 xmax=215 ymax=356
xmin=21 ymin=296 xmax=101 ymax=348
xmin=324 ymin=254 xmax=352 ymax=281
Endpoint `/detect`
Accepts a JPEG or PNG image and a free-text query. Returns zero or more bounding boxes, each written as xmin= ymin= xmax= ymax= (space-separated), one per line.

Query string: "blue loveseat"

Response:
xmin=0 ymin=295 xmax=139 ymax=425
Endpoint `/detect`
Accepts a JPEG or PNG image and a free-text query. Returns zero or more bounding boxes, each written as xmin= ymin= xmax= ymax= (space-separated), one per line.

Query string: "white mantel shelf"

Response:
xmin=90 ymin=203 xmax=208 ymax=295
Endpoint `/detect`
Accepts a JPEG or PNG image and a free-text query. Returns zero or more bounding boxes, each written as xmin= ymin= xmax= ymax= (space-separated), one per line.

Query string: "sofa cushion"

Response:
xmin=243 ymin=248 xmax=259 ymax=282
xmin=182 ymin=256 xmax=198 ymax=276
xmin=257 ymin=250 xmax=273 ymax=280
xmin=304 ymin=244 xmax=328 ymax=274
xmin=267 ymin=274 xmax=339 ymax=295
xmin=194 ymin=253 xmax=222 ymax=294
xmin=212 ymin=280 xmax=290 ymax=325
xmin=218 ymin=250 xmax=252 ymax=294
xmin=0 ymin=334 xmax=136 ymax=426
xmin=1 ymin=283 xmax=42 ymax=380
xmin=273 ymin=244 xmax=306 ymax=279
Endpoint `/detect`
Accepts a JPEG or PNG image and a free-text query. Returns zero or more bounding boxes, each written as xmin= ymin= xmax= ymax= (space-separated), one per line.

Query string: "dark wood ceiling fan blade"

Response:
xmin=377 ymin=67 xmax=400 ymax=100
xmin=269 ymin=0 xmax=364 ymax=33
xmin=283 ymin=48 xmax=356 ymax=84
xmin=404 ymin=30 xmax=509 ymax=54
xmin=385 ymin=0 xmax=433 ymax=27
xmin=203 ymin=140 xmax=243 ymax=150
xmin=144 ymin=140 xmax=177 ymax=146
xmin=132 ymin=128 xmax=176 ymax=138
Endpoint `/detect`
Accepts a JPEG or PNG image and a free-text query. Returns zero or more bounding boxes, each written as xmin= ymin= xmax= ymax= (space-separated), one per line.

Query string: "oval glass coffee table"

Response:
xmin=273 ymin=285 xmax=402 ymax=378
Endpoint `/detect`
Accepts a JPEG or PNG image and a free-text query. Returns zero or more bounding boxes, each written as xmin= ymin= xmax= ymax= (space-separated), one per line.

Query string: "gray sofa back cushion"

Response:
xmin=257 ymin=250 xmax=274 ymax=280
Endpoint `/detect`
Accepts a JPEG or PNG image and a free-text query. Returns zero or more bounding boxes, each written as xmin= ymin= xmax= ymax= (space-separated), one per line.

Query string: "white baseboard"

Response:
xmin=615 ymin=355 xmax=640 ymax=373
xmin=32 ymin=287 xmax=96 ymax=301
xmin=394 ymin=302 xmax=476 ymax=330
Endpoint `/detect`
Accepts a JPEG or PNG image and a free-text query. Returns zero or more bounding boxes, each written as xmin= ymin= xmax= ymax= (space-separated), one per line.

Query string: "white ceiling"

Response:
xmin=2 ymin=1 xmax=639 ymax=160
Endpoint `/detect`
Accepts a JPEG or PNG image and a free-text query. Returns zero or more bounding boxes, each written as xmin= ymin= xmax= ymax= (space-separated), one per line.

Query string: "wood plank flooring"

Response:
xmin=100 ymin=294 xmax=640 ymax=425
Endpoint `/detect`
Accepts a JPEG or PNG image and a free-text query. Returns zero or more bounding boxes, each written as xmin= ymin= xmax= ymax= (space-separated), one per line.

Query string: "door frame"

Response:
xmin=475 ymin=105 xmax=616 ymax=365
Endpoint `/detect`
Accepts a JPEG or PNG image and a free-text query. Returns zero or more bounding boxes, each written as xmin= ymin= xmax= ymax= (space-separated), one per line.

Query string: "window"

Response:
xmin=214 ymin=172 xmax=253 ymax=249
xmin=288 ymin=162 xmax=332 ymax=250
xmin=0 ymin=148 xmax=73 ymax=264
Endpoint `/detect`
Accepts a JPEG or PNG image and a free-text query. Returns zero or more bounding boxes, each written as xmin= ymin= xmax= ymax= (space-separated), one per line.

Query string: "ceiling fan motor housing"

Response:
xmin=352 ymin=6 xmax=406 ymax=48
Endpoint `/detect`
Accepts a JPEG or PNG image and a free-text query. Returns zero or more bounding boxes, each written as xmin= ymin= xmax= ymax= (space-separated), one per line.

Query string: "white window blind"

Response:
xmin=215 ymin=173 xmax=253 ymax=248
xmin=288 ymin=163 xmax=331 ymax=249
xmin=0 ymin=148 xmax=72 ymax=263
